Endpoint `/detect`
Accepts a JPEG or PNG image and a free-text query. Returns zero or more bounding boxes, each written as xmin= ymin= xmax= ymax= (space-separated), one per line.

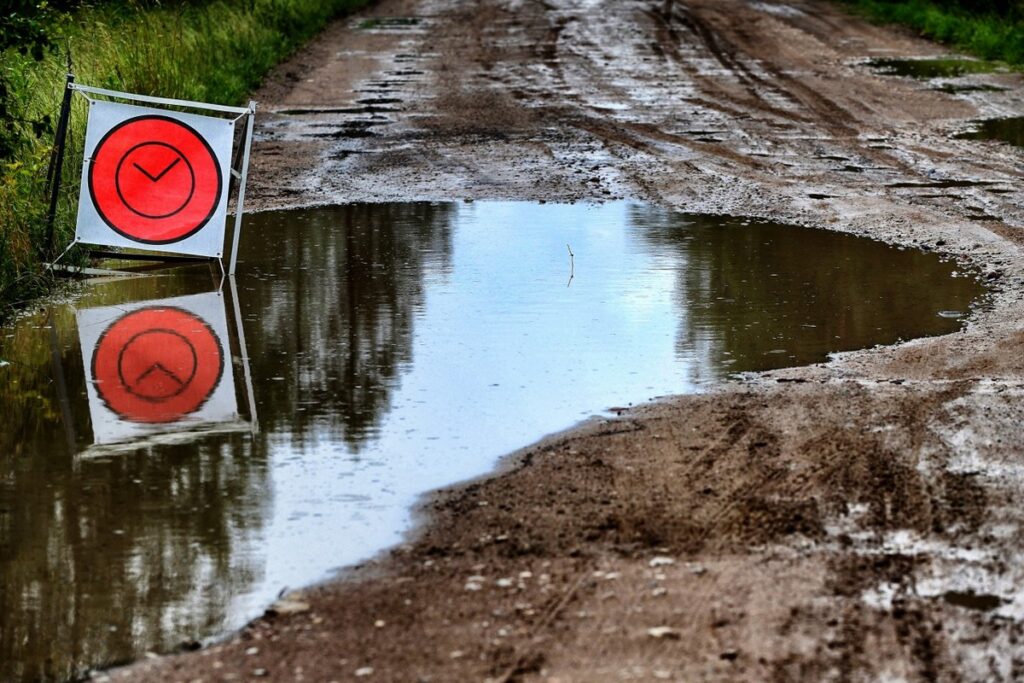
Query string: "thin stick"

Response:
xmin=566 ymin=243 xmax=574 ymax=287
xmin=495 ymin=572 xmax=588 ymax=683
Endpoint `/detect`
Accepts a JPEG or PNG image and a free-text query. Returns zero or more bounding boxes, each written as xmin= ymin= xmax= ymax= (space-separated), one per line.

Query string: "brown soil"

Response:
xmin=107 ymin=0 xmax=1024 ymax=680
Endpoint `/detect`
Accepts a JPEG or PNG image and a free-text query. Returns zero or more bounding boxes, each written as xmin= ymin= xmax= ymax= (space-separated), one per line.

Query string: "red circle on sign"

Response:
xmin=88 ymin=115 xmax=223 ymax=244
xmin=92 ymin=307 xmax=224 ymax=423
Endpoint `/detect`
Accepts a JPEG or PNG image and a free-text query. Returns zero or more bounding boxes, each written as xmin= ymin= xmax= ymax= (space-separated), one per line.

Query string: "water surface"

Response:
xmin=867 ymin=57 xmax=1001 ymax=79
xmin=0 ymin=201 xmax=983 ymax=681
xmin=956 ymin=116 xmax=1024 ymax=148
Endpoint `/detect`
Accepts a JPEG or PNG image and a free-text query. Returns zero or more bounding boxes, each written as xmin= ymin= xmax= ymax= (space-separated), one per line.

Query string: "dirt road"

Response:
xmin=111 ymin=0 xmax=1024 ymax=680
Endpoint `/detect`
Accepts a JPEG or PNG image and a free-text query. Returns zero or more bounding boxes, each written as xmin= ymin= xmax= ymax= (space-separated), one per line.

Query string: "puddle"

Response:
xmin=956 ymin=116 xmax=1024 ymax=148
xmin=355 ymin=97 xmax=403 ymax=105
xmin=309 ymin=121 xmax=381 ymax=138
xmin=279 ymin=106 xmax=398 ymax=115
xmin=357 ymin=16 xmax=421 ymax=30
xmin=867 ymin=57 xmax=1001 ymax=79
xmin=932 ymin=83 xmax=1007 ymax=94
xmin=942 ymin=590 xmax=1005 ymax=612
xmin=887 ymin=179 xmax=997 ymax=189
xmin=0 ymin=202 xmax=983 ymax=682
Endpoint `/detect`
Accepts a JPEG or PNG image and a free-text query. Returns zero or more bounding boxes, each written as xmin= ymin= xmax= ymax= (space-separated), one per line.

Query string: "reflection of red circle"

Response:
xmin=89 ymin=115 xmax=222 ymax=244
xmin=92 ymin=307 xmax=223 ymax=423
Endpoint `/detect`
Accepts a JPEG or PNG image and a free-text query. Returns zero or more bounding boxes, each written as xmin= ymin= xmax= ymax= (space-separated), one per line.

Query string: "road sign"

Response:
xmin=77 ymin=291 xmax=240 ymax=445
xmin=76 ymin=100 xmax=234 ymax=258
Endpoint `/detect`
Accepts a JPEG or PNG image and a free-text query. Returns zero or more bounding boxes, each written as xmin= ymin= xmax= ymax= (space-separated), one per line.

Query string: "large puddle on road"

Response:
xmin=0 ymin=201 xmax=984 ymax=681
xmin=956 ymin=116 xmax=1024 ymax=148
xmin=867 ymin=57 xmax=1002 ymax=79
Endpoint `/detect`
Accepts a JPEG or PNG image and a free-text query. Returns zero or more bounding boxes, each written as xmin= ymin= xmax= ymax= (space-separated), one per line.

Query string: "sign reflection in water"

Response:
xmin=0 ymin=202 xmax=983 ymax=682
xmin=77 ymin=290 xmax=252 ymax=451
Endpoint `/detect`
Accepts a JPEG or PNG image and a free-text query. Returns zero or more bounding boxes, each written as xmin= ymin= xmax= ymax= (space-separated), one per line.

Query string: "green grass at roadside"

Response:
xmin=0 ymin=0 xmax=369 ymax=320
xmin=841 ymin=0 xmax=1024 ymax=65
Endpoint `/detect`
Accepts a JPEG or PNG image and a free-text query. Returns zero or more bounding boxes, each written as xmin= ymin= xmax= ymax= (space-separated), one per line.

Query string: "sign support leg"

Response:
xmin=228 ymin=103 xmax=256 ymax=276
xmin=45 ymin=72 xmax=76 ymax=258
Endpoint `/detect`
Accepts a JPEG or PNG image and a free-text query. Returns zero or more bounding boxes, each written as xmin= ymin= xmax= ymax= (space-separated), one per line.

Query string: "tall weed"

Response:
xmin=0 ymin=0 xmax=368 ymax=319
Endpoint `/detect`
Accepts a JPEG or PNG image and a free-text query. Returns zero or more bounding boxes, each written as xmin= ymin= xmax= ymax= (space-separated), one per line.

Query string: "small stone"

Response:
xmin=647 ymin=626 xmax=681 ymax=640
xmin=245 ymin=647 xmax=259 ymax=656
xmin=253 ymin=670 xmax=269 ymax=678
xmin=374 ymin=620 xmax=385 ymax=628
xmin=464 ymin=582 xmax=482 ymax=591
xmin=267 ymin=598 xmax=310 ymax=616
xmin=496 ymin=578 xmax=514 ymax=588
xmin=649 ymin=556 xmax=675 ymax=567
xmin=449 ymin=650 xmax=465 ymax=659
xmin=355 ymin=667 xmax=374 ymax=677
xmin=652 ymin=587 xmax=668 ymax=597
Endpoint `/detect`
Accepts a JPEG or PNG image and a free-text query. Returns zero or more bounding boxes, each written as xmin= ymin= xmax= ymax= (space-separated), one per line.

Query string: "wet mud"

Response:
xmin=102 ymin=0 xmax=1024 ymax=680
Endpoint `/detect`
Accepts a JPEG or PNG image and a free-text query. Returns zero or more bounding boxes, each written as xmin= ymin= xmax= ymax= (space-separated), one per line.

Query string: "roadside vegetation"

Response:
xmin=0 ymin=0 xmax=367 ymax=321
xmin=843 ymin=0 xmax=1024 ymax=64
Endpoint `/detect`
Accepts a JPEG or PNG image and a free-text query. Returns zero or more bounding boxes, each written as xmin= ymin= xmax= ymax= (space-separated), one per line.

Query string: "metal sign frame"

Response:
xmin=54 ymin=82 xmax=255 ymax=275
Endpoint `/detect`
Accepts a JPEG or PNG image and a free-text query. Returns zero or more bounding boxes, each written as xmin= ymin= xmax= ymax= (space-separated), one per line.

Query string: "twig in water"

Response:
xmin=566 ymin=243 xmax=574 ymax=287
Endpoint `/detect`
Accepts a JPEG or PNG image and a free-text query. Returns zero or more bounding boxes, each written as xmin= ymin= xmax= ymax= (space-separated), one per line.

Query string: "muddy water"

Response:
xmin=956 ymin=116 xmax=1024 ymax=147
xmin=0 ymin=201 xmax=983 ymax=681
xmin=867 ymin=57 xmax=1001 ymax=79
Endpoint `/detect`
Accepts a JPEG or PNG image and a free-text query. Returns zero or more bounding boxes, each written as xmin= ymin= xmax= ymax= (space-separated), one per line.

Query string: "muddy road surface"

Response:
xmin=112 ymin=0 xmax=1024 ymax=680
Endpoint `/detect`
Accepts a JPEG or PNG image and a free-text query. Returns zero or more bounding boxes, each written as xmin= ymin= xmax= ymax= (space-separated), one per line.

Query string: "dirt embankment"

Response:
xmin=111 ymin=0 xmax=1024 ymax=680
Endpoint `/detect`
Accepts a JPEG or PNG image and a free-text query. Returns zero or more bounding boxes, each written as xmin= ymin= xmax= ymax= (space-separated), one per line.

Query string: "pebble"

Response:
xmin=245 ymin=647 xmax=259 ymax=656
xmin=647 ymin=626 xmax=681 ymax=640
xmin=267 ymin=598 xmax=310 ymax=616
xmin=355 ymin=667 xmax=374 ymax=677
xmin=649 ymin=556 xmax=675 ymax=567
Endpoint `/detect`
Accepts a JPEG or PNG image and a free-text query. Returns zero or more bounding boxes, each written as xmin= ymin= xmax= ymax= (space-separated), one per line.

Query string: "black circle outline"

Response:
xmin=91 ymin=306 xmax=225 ymax=423
xmin=117 ymin=328 xmax=199 ymax=401
xmin=114 ymin=141 xmax=196 ymax=219
xmin=88 ymin=114 xmax=223 ymax=245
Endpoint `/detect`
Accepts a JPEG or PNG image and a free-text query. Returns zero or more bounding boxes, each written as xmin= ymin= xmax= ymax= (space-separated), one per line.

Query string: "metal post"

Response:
xmin=228 ymin=102 xmax=256 ymax=275
xmin=45 ymin=72 xmax=75 ymax=257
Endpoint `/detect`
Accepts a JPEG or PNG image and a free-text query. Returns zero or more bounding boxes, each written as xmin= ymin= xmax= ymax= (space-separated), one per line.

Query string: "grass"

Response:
xmin=0 ymin=0 xmax=369 ymax=321
xmin=841 ymin=0 xmax=1024 ymax=65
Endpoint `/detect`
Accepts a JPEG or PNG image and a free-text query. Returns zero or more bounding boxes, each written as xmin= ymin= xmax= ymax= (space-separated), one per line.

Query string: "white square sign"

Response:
xmin=75 ymin=100 xmax=235 ymax=258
